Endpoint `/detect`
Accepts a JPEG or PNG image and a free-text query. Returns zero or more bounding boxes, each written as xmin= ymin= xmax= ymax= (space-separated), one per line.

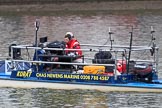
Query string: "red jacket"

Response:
xmin=65 ymin=39 xmax=82 ymax=56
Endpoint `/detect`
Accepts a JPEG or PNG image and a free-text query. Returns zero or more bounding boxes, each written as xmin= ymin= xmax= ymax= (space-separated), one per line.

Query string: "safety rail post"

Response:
xmin=150 ymin=26 xmax=158 ymax=74
xmin=155 ymin=47 xmax=159 ymax=74
xmin=114 ymin=51 xmax=118 ymax=80
xmin=11 ymin=45 xmax=14 ymax=69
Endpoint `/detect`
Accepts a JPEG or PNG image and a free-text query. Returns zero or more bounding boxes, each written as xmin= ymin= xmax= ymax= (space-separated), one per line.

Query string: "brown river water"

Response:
xmin=0 ymin=7 xmax=162 ymax=108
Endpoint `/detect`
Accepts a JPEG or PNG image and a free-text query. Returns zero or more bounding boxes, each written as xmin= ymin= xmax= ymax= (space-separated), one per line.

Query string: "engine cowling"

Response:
xmin=134 ymin=64 xmax=152 ymax=76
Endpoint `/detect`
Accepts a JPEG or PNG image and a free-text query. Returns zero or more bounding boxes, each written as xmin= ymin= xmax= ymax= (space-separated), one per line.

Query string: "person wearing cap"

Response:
xmin=64 ymin=32 xmax=82 ymax=55
xmin=65 ymin=32 xmax=75 ymax=39
xmin=64 ymin=32 xmax=83 ymax=66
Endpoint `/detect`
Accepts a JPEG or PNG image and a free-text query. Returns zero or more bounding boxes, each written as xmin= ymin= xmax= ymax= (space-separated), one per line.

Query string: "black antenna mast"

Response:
xmin=127 ymin=26 xmax=133 ymax=74
xmin=35 ymin=19 xmax=40 ymax=47
xmin=150 ymin=26 xmax=156 ymax=56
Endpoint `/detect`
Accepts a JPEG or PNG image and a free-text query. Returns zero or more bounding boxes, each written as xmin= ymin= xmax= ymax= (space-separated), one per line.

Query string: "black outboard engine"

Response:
xmin=92 ymin=51 xmax=115 ymax=72
xmin=9 ymin=44 xmax=21 ymax=59
xmin=134 ymin=63 xmax=153 ymax=82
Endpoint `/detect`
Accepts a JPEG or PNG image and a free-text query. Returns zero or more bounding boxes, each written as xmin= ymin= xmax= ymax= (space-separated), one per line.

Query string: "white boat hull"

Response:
xmin=1 ymin=78 xmax=162 ymax=93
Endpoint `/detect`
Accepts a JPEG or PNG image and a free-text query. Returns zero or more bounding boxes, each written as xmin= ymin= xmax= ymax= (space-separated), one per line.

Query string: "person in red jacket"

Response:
xmin=64 ymin=32 xmax=83 ymax=67
xmin=64 ymin=32 xmax=82 ymax=56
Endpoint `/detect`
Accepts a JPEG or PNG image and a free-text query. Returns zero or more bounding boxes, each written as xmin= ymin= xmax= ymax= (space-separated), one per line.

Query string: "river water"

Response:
xmin=0 ymin=9 xmax=162 ymax=107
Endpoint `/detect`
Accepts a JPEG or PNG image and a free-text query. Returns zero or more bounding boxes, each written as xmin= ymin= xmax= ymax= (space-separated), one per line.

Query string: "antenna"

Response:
xmin=34 ymin=19 xmax=40 ymax=64
xmin=127 ymin=26 xmax=133 ymax=74
xmin=34 ymin=19 xmax=40 ymax=47
xmin=151 ymin=26 xmax=155 ymax=43
xmin=109 ymin=27 xmax=114 ymax=50
xmin=33 ymin=19 xmax=40 ymax=72
xmin=150 ymin=26 xmax=156 ymax=56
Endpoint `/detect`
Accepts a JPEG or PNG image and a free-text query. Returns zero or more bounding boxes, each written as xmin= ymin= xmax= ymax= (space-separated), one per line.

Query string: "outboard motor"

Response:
xmin=9 ymin=44 xmax=21 ymax=59
xmin=134 ymin=63 xmax=153 ymax=82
